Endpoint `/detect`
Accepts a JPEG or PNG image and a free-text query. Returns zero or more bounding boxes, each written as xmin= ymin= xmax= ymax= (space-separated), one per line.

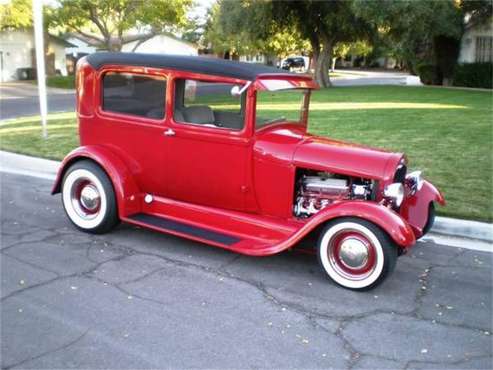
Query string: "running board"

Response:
xmin=122 ymin=194 xmax=307 ymax=256
xmin=127 ymin=213 xmax=242 ymax=246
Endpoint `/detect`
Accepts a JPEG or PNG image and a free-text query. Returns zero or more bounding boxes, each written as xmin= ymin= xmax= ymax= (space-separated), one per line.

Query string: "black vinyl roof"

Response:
xmin=86 ymin=52 xmax=296 ymax=80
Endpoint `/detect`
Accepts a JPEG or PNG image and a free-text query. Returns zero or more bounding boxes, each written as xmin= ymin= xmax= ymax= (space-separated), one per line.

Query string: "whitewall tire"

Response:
xmin=61 ymin=160 xmax=118 ymax=234
xmin=317 ymin=218 xmax=397 ymax=291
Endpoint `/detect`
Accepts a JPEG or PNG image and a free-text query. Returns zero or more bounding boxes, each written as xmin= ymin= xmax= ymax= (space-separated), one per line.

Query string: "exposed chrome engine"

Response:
xmin=293 ymin=171 xmax=374 ymax=218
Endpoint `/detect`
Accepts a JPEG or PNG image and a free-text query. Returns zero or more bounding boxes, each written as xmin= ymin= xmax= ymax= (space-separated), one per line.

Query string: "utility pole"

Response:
xmin=32 ymin=0 xmax=48 ymax=138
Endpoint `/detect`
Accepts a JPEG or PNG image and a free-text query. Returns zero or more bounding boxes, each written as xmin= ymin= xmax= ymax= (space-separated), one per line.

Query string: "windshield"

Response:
xmin=256 ymin=89 xmax=309 ymax=130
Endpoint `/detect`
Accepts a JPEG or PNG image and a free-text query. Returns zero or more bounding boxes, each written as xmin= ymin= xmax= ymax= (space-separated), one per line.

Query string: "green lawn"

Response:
xmin=0 ymin=113 xmax=78 ymax=160
xmin=32 ymin=75 xmax=75 ymax=89
xmin=0 ymin=86 xmax=491 ymax=221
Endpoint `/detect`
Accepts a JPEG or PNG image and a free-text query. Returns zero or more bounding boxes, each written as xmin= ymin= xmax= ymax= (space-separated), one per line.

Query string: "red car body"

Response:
xmin=53 ymin=53 xmax=444 ymax=289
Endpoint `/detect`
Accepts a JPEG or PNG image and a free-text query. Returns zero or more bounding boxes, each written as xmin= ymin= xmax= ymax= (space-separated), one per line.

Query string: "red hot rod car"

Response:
xmin=53 ymin=53 xmax=444 ymax=290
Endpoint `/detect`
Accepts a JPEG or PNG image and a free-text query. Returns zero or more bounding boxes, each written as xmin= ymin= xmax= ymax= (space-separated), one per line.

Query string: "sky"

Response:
xmin=188 ymin=0 xmax=216 ymax=22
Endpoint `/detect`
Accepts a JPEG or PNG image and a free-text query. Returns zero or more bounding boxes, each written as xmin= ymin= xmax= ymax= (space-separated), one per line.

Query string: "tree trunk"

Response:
xmin=314 ymin=51 xmax=330 ymax=87
xmin=312 ymin=35 xmax=334 ymax=88
xmin=321 ymin=48 xmax=331 ymax=87
xmin=309 ymin=36 xmax=326 ymax=88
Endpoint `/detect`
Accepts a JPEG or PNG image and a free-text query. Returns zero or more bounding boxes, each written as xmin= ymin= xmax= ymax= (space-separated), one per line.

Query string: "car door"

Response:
xmin=88 ymin=67 xmax=168 ymax=196
xmin=163 ymin=77 xmax=251 ymax=211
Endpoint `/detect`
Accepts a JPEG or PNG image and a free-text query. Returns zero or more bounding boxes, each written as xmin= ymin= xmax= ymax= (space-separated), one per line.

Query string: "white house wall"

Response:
xmin=458 ymin=20 xmax=493 ymax=63
xmin=122 ymin=35 xmax=197 ymax=56
xmin=0 ymin=30 xmax=34 ymax=82
xmin=0 ymin=30 xmax=68 ymax=82
xmin=51 ymin=43 xmax=68 ymax=77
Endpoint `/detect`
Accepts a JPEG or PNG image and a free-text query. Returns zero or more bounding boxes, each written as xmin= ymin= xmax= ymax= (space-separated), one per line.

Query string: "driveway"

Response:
xmin=332 ymin=70 xmax=421 ymax=87
xmin=0 ymin=82 xmax=75 ymax=120
xmin=1 ymin=172 xmax=491 ymax=369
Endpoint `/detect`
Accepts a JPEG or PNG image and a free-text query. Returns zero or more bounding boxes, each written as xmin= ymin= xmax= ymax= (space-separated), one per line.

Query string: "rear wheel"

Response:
xmin=61 ymin=160 xmax=119 ymax=234
xmin=317 ymin=218 xmax=397 ymax=291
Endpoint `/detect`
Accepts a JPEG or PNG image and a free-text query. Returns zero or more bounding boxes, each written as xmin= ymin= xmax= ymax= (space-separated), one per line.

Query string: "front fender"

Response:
xmin=400 ymin=180 xmax=445 ymax=237
xmin=52 ymin=145 xmax=140 ymax=216
xmin=261 ymin=201 xmax=416 ymax=256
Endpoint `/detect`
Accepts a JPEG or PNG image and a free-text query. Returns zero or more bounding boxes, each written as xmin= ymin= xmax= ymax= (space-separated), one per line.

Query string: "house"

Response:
xmin=239 ymin=54 xmax=266 ymax=63
xmin=458 ymin=18 xmax=493 ymax=63
xmin=121 ymin=33 xmax=198 ymax=56
xmin=64 ymin=33 xmax=98 ymax=56
xmin=0 ymin=29 xmax=73 ymax=82
xmin=63 ymin=33 xmax=99 ymax=75
xmin=60 ymin=32 xmax=197 ymax=75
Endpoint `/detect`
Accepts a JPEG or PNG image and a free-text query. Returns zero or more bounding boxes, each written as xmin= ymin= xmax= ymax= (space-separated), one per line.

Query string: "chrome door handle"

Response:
xmin=164 ymin=128 xmax=175 ymax=137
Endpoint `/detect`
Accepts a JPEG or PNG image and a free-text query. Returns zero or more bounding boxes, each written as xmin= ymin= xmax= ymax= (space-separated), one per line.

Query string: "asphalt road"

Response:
xmin=0 ymin=83 xmax=75 ymax=120
xmin=1 ymin=172 xmax=492 ymax=369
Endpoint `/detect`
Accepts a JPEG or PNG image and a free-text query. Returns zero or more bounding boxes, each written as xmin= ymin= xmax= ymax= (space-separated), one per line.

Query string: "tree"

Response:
xmin=203 ymin=1 xmax=246 ymax=58
xmin=51 ymin=0 xmax=193 ymax=51
xmin=332 ymin=40 xmax=372 ymax=70
xmin=204 ymin=1 xmax=309 ymax=63
xmin=0 ymin=0 xmax=32 ymax=29
xmin=273 ymin=1 xmax=372 ymax=87
xmin=355 ymin=0 xmax=493 ymax=83
xmin=461 ymin=0 xmax=493 ymax=27
xmin=212 ymin=0 xmax=371 ymax=87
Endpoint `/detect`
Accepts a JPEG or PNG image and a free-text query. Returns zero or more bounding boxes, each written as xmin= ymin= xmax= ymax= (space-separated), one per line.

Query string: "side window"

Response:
xmin=174 ymin=79 xmax=245 ymax=131
xmin=102 ymin=72 xmax=166 ymax=119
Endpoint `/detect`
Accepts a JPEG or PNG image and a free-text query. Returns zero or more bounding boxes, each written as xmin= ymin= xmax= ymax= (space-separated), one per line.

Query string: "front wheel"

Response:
xmin=317 ymin=218 xmax=397 ymax=291
xmin=61 ymin=160 xmax=119 ymax=234
xmin=421 ymin=203 xmax=435 ymax=237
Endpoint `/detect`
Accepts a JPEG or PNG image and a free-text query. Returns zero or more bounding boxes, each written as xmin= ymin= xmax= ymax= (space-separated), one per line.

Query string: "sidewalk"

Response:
xmin=0 ymin=81 xmax=74 ymax=99
xmin=0 ymin=150 xmax=58 ymax=180
xmin=1 ymin=150 xmax=491 ymax=244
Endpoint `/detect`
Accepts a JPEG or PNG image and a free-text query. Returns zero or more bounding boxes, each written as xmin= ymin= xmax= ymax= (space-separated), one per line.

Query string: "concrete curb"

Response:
xmin=433 ymin=217 xmax=492 ymax=242
xmin=1 ymin=150 xmax=492 ymax=243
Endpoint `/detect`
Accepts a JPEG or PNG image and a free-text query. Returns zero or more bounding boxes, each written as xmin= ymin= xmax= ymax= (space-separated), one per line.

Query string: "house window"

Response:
xmin=475 ymin=36 xmax=493 ymax=62
xmin=102 ymin=72 xmax=167 ymax=119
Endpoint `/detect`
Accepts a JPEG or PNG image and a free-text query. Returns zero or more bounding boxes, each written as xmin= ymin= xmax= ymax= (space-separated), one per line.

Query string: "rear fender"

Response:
xmin=52 ymin=146 xmax=141 ymax=216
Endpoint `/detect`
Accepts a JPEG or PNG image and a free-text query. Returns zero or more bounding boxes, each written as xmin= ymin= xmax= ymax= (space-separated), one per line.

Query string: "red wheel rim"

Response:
xmin=71 ymin=178 xmax=101 ymax=218
xmin=328 ymin=230 xmax=377 ymax=280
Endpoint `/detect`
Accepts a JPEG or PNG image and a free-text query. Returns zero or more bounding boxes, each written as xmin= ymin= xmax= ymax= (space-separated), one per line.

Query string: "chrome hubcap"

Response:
xmin=80 ymin=184 xmax=100 ymax=211
xmin=70 ymin=178 xmax=101 ymax=220
xmin=338 ymin=238 xmax=369 ymax=269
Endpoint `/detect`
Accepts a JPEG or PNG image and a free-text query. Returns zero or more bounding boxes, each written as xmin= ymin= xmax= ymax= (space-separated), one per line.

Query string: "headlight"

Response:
xmin=406 ymin=171 xmax=424 ymax=194
xmin=384 ymin=183 xmax=404 ymax=207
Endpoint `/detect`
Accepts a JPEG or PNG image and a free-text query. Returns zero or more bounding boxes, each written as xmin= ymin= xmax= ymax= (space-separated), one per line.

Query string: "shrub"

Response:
xmin=453 ymin=63 xmax=493 ymax=89
xmin=417 ymin=64 xmax=442 ymax=85
xmin=46 ymin=75 xmax=75 ymax=89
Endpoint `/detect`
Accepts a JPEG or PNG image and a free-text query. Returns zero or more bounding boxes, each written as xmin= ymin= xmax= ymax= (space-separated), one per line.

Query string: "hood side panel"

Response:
xmin=294 ymin=136 xmax=403 ymax=181
xmin=253 ymin=126 xmax=305 ymax=218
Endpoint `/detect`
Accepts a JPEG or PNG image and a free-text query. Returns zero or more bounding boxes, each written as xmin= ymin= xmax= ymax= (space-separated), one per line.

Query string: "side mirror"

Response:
xmin=230 ymin=81 xmax=252 ymax=97
xmin=230 ymin=85 xmax=241 ymax=97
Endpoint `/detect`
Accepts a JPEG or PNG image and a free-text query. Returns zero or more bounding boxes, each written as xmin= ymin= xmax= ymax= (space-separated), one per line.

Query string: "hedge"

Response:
xmin=453 ymin=62 xmax=492 ymax=89
xmin=417 ymin=64 xmax=441 ymax=85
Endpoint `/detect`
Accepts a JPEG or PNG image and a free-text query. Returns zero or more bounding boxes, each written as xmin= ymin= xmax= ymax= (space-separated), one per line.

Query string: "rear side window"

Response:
xmin=174 ymin=79 xmax=245 ymax=130
xmin=102 ymin=72 xmax=166 ymax=119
